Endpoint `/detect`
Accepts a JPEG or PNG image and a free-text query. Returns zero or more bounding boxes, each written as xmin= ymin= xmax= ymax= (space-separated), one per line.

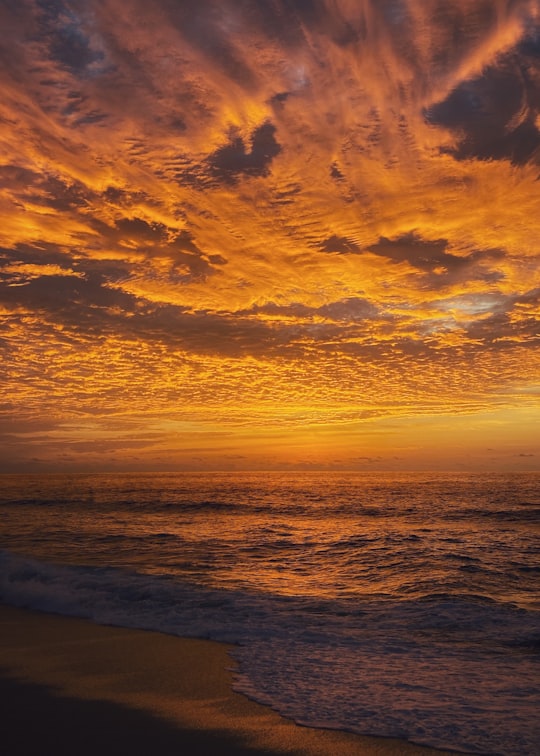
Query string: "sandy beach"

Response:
xmin=0 ymin=604 xmax=462 ymax=756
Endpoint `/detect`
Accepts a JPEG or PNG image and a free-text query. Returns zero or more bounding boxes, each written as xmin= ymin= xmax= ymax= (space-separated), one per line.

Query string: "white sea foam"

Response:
xmin=1 ymin=547 xmax=538 ymax=756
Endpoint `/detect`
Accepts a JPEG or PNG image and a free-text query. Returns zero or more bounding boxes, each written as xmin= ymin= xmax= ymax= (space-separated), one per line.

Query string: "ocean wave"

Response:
xmin=1 ymin=547 xmax=539 ymax=755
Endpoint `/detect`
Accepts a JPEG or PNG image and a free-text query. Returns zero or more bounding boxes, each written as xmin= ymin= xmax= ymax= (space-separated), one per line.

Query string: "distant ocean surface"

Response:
xmin=1 ymin=472 xmax=538 ymax=755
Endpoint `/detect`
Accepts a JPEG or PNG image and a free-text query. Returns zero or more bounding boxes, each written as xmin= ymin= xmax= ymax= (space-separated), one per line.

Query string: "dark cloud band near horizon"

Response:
xmin=0 ymin=0 xmax=539 ymax=472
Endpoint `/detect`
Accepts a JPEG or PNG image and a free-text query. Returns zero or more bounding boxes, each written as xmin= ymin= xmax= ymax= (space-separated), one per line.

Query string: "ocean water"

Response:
xmin=0 ymin=471 xmax=538 ymax=755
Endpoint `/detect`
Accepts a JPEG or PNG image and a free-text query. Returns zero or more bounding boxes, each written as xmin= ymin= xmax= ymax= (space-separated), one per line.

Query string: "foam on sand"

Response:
xmin=0 ymin=604 xmax=460 ymax=756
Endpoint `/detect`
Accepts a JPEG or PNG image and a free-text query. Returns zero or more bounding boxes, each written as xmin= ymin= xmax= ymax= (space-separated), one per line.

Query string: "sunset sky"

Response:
xmin=1 ymin=0 xmax=539 ymax=472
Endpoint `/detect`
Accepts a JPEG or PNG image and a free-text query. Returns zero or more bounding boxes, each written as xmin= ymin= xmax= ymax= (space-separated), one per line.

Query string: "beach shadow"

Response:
xmin=0 ymin=669 xmax=279 ymax=756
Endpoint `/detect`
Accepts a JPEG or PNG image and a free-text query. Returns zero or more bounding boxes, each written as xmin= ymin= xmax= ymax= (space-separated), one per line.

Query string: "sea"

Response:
xmin=0 ymin=471 xmax=538 ymax=755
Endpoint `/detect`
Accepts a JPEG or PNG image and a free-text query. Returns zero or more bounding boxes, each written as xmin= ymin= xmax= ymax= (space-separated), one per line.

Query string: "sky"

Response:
xmin=0 ymin=0 xmax=539 ymax=473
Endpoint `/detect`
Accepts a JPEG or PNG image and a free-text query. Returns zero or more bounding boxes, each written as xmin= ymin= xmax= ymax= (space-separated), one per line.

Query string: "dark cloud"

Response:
xmin=0 ymin=270 xmax=134 ymax=320
xmin=318 ymin=231 xmax=505 ymax=288
xmin=160 ymin=0 xmax=259 ymax=89
xmin=0 ymin=257 xmax=393 ymax=360
xmin=72 ymin=109 xmax=109 ymax=126
xmin=319 ymin=235 xmax=360 ymax=254
xmin=0 ymin=256 xmax=536 ymax=369
xmin=367 ymin=233 xmax=505 ymax=288
xmin=330 ymin=163 xmax=345 ymax=181
xmin=317 ymin=298 xmax=380 ymax=321
xmin=0 ymin=246 xmax=292 ymax=358
xmin=175 ymin=121 xmax=282 ymax=189
xmin=0 ymin=243 xmax=73 ymax=271
xmin=329 ymin=17 xmax=365 ymax=48
xmin=0 ymin=164 xmax=95 ymax=211
xmin=269 ymin=92 xmax=291 ymax=106
xmin=114 ymin=217 xmax=169 ymax=244
xmin=85 ymin=219 xmax=226 ymax=282
xmin=272 ymin=0 xmax=359 ymax=48
xmin=317 ymin=230 xmax=509 ymax=294
xmin=0 ymin=164 xmax=43 ymax=189
xmin=167 ymin=116 xmax=187 ymax=132
xmin=41 ymin=175 xmax=94 ymax=211
xmin=3 ymin=244 xmax=529 ymax=363
xmin=369 ymin=233 xmax=460 ymax=269
xmin=0 ymin=417 xmax=63 ymax=436
xmin=416 ymin=1 xmax=504 ymax=73
xmin=520 ymin=25 xmax=540 ymax=59
xmin=270 ymin=183 xmax=302 ymax=207
xmin=37 ymin=0 xmax=105 ymax=74
xmin=240 ymin=296 xmax=380 ymax=322
xmin=455 ymin=288 xmax=540 ymax=347
xmin=0 ymin=243 xmax=129 ymax=286
xmin=101 ymin=186 xmax=150 ymax=207
xmin=425 ymin=46 xmax=540 ymax=165
xmin=187 ymin=0 xmax=312 ymax=50
xmin=207 ymin=122 xmax=281 ymax=183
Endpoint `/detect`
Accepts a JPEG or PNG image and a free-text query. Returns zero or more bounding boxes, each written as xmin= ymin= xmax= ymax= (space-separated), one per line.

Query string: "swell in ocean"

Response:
xmin=0 ymin=472 xmax=539 ymax=755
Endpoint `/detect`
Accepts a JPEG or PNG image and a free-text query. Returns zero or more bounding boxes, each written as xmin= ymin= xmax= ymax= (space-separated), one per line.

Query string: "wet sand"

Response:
xmin=0 ymin=604 xmax=461 ymax=756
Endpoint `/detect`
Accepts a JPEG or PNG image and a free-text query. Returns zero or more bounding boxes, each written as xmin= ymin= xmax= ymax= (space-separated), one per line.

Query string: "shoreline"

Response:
xmin=0 ymin=604 xmax=463 ymax=756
